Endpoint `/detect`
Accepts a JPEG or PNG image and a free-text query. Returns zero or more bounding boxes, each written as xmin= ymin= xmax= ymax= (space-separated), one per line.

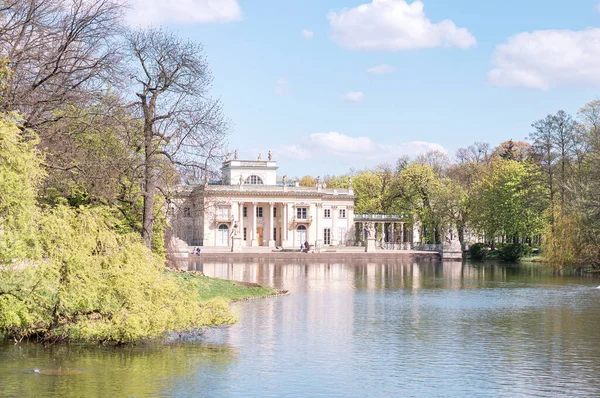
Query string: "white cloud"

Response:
xmin=343 ymin=91 xmax=365 ymax=102
xmin=328 ymin=0 xmax=476 ymax=51
xmin=277 ymin=145 xmax=312 ymax=161
xmin=367 ymin=64 xmax=396 ymax=74
xmin=488 ymin=29 xmax=600 ymax=90
xmin=301 ymin=29 xmax=314 ymax=39
xmin=274 ymin=132 xmax=447 ymax=173
xmin=283 ymin=131 xmax=446 ymax=161
xmin=275 ymin=77 xmax=289 ymax=96
xmin=126 ymin=0 xmax=242 ymax=26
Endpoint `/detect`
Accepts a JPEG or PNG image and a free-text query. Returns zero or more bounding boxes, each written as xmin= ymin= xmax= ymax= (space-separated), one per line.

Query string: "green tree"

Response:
xmin=298 ymin=175 xmax=316 ymax=187
xmin=0 ymin=115 xmax=43 ymax=263
xmin=470 ymin=159 xmax=547 ymax=245
xmin=0 ymin=115 xmax=236 ymax=343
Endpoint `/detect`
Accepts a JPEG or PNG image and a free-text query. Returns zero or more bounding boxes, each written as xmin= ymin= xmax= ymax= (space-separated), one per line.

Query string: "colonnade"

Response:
xmin=354 ymin=221 xmax=414 ymax=250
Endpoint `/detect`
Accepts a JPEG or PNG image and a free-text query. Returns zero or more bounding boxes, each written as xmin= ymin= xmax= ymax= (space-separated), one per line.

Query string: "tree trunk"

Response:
xmin=142 ymin=126 xmax=155 ymax=248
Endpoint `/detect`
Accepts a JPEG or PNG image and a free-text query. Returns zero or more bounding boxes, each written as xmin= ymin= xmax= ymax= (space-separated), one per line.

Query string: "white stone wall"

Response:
xmin=170 ymin=189 xmax=356 ymax=248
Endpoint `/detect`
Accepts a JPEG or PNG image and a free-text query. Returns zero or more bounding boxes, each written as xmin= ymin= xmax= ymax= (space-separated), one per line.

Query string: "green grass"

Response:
xmin=167 ymin=271 xmax=278 ymax=302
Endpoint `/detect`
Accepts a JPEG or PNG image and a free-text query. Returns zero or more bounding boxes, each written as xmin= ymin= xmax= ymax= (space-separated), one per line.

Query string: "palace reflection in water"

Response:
xmin=3 ymin=260 xmax=600 ymax=397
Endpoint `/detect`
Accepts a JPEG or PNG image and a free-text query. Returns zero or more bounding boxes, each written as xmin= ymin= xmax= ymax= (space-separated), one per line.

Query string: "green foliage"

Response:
xmin=542 ymin=210 xmax=600 ymax=267
xmin=0 ymin=206 xmax=244 ymax=343
xmin=470 ymin=159 xmax=547 ymax=242
xmin=468 ymin=243 xmax=489 ymax=260
xmin=0 ymin=117 xmax=243 ymax=343
xmin=498 ymin=243 xmax=531 ymax=262
xmin=352 ymin=171 xmax=385 ymax=214
xmin=0 ymin=115 xmax=44 ymax=263
xmin=1 ymin=206 xmax=199 ymax=343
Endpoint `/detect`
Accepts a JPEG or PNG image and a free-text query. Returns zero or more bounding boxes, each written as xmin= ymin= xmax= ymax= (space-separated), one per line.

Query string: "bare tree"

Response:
xmin=126 ymin=27 xmax=228 ymax=248
xmin=455 ymin=141 xmax=490 ymax=165
xmin=0 ymin=0 xmax=125 ymax=128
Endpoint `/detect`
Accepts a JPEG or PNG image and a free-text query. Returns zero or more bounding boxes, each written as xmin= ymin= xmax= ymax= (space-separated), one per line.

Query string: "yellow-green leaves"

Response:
xmin=0 ymin=115 xmax=44 ymax=263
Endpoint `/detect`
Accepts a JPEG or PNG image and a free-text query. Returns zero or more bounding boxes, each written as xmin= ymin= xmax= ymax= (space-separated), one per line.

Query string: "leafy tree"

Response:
xmin=470 ymin=159 xmax=547 ymax=245
xmin=0 ymin=115 xmax=43 ymax=262
xmin=298 ymin=175 xmax=316 ymax=187
xmin=0 ymin=117 xmax=236 ymax=343
xmin=352 ymin=171 xmax=384 ymax=214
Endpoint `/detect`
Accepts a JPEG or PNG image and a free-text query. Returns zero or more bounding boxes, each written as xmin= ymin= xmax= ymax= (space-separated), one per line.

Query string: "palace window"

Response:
xmin=324 ymin=209 xmax=331 ymax=218
xmin=243 ymin=227 xmax=247 ymax=240
xmin=243 ymin=206 xmax=247 ymax=217
xmin=339 ymin=209 xmax=346 ymax=219
xmin=324 ymin=228 xmax=331 ymax=245
xmin=216 ymin=206 xmax=229 ymax=219
xmin=256 ymin=207 xmax=263 ymax=218
xmin=296 ymin=207 xmax=307 ymax=220
xmin=273 ymin=227 xmax=277 ymax=241
xmin=183 ymin=207 xmax=191 ymax=217
xmin=273 ymin=207 xmax=277 ymax=217
xmin=245 ymin=175 xmax=264 ymax=185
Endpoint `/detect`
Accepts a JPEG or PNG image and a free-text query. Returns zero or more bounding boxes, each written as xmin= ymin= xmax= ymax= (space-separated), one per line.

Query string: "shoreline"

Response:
xmin=175 ymin=250 xmax=444 ymax=262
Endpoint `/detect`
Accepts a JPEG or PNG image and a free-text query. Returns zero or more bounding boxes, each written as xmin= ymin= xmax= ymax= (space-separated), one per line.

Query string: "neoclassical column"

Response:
xmin=400 ymin=223 xmax=404 ymax=248
xmin=331 ymin=205 xmax=338 ymax=245
xmin=238 ymin=202 xmax=244 ymax=245
xmin=283 ymin=202 xmax=288 ymax=245
xmin=315 ymin=203 xmax=322 ymax=248
xmin=251 ymin=202 xmax=257 ymax=247
xmin=268 ymin=202 xmax=275 ymax=247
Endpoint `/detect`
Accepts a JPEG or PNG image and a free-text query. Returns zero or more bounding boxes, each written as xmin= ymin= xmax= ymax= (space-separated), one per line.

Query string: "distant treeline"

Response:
xmin=298 ymin=106 xmax=600 ymax=267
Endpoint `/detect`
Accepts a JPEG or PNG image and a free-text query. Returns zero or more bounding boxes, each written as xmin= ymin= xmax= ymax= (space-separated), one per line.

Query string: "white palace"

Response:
xmin=170 ymin=151 xmax=359 ymax=249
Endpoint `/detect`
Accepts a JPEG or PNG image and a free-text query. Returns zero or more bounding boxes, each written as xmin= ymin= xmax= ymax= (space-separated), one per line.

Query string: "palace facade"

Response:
xmin=170 ymin=153 xmax=356 ymax=248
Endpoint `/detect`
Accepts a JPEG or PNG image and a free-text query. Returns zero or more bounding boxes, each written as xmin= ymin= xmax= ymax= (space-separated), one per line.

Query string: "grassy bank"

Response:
xmin=168 ymin=270 xmax=279 ymax=301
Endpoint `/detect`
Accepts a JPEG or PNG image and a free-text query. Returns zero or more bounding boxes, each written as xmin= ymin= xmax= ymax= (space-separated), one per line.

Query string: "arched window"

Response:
xmin=244 ymin=175 xmax=264 ymax=185
xmin=297 ymin=225 xmax=307 ymax=231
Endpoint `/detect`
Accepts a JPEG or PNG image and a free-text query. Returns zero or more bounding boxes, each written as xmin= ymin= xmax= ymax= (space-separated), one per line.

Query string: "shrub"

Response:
xmin=469 ymin=243 xmax=489 ymax=260
xmin=498 ymin=243 xmax=531 ymax=262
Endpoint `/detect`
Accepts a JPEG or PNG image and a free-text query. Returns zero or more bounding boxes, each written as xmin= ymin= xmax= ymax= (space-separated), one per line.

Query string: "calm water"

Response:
xmin=2 ymin=260 xmax=600 ymax=397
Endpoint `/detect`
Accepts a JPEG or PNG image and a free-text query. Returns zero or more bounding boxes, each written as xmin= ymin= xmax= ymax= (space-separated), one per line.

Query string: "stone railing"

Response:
xmin=292 ymin=216 xmax=313 ymax=224
xmin=354 ymin=214 xmax=408 ymax=222
xmin=412 ymin=243 xmax=443 ymax=252
xmin=214 ymin=215 xmax=234 ymax=224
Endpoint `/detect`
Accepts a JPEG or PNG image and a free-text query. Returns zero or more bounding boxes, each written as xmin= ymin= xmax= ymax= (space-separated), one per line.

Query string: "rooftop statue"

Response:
xmin=258 ymin=153 xmax=262 ymax=161
xmin=234 ymin=150 xmax=239 ymax=160
xmin=268 ymin=150 xmax=273 ymax=161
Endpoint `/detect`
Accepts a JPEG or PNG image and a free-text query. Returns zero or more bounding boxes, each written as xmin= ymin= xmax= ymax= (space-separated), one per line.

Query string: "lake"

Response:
xmin=2 ymin=260 xmax=600 ymax=397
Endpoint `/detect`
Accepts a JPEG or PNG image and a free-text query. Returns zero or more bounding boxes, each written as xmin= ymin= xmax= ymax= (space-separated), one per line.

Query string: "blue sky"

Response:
xmin=127 ymin=0 xmax=600 ymax=177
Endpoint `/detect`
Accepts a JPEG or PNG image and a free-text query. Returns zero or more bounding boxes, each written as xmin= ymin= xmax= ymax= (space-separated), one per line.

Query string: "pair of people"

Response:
xmin=301 ymin=240 xmax=310 ymax=253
